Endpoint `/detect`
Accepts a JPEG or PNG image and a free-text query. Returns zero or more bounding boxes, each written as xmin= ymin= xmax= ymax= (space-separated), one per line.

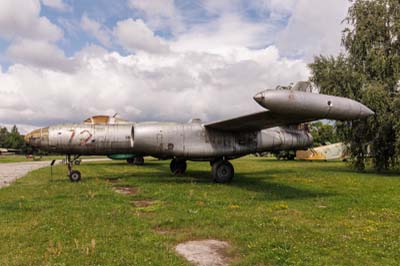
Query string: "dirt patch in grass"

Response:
xmin=105 ymin=177 xmax=120 ymax=183
xmin=176 ymin=239 xmax=230 ymax=266
xmin=112 ymin=186 xmax=139 ymax=195
xmin=153 ymin=226 xmax=192 ymax=236
xmin=131 ymin=199 xmax=154 ymax=207
xmin=154 ymin=228 xmax=170 ymax=235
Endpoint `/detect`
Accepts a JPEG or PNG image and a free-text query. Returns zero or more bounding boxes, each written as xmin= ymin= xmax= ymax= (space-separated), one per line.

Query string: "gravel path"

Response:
xmin=0 ymin=158 xmax=110 ymax=189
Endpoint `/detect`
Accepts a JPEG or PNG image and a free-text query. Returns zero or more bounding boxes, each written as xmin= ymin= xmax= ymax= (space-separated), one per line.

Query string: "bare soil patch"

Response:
xmin=176 ymin=239 xmax=230 ymax=266
xmin=112 ymin=186 xmax=139 ymax=195
xmin=105 ymin=177 xmax=120 ymax=183
xmin=131 ymin=199 xmax=154 ymax=207
xmin=154 ymin=228 xmax=170 ymax=235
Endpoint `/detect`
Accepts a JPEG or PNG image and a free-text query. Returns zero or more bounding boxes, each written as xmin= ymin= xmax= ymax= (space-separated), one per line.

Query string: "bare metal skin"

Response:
xmin=24 ymin=82 xmax=374 ymax=183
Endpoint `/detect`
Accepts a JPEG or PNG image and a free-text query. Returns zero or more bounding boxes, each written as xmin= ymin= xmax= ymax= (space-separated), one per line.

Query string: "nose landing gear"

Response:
xmin=69 ymin=170 xmax=81 ymax=182
xmin=66 ymin=155 xmax=82 ymax=182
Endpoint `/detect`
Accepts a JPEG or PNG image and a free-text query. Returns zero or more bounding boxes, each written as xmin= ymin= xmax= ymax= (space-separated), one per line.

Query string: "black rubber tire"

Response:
xmin=170 ymin=159 xmax=187 ymax=175
xmin=74 ymin=160 xmax=81 ymax=165
xmin=69 ymin=170 xmax=81 ymax=182
xmin=126 ymin=158 xmax=134 ymax=164
xmin=212 ymin=160 xmax=234 ymax=183
xmin=134 ymin=157 xmax=144 ymax=165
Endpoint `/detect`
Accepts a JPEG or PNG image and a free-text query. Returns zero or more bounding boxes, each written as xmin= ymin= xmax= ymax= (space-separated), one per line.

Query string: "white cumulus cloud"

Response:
xmin=276 ymin=0 xmax=350 ymax=60
xmin=127 ymin=0 xmax=183 ymax=32
xmin=171 ymin=14 xmax=271 ymax=54
xmin=0 ymin=45 xmax=308 ymax=129
xmin=114 ymin=19 xmax=170 ymax=54
xmin=81 ymin=14 xmax=112 ymax=47
xmin=6 ymin=39 xmax=74 ymax=72
xmin=128 ymin=0 xmax=175 ymax=18
xmin=41 ymin=0 xmax=71 ymax=12
xmin=0 ymin=0 xmax=63 ymax=41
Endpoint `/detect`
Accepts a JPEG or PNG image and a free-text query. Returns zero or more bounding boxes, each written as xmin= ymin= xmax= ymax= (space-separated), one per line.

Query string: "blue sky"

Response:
xmin=0 ymin=0 xmax=350 ymax=132
xmin=35 ymin=0 xmax=291 ymax=57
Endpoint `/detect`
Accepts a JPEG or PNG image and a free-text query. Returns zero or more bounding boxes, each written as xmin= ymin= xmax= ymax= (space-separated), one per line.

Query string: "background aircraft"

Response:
xmin=24 ymin=82 xmax=374 ymax=183
xmin=296 ymin=142 xmax=349 ymax=161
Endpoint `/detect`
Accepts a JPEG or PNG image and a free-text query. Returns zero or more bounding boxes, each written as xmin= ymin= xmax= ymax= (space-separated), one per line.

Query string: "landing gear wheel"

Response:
xmin=212 ymin=160 xmax=234 ymax=183
xmin=127 ymin=158 xmax=134 ymax=164
xmin=66 ymin=155 xmax=82 ymax=182
xmin=69 ymin=170 xmax=81 ymax=182
xmin=210 ymin=158 xmax=221 ymax=167
xmin=134 ymin=157 xmax=144 ymax=165
xmin=74 ymin=159 xmax=81 ymax=165
xmin=170 ymin=159 xmax=187 ymax=175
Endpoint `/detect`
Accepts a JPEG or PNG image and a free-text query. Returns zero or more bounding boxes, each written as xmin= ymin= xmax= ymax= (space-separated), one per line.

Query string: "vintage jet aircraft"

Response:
xmin=24 ymin=82 xmax=374 ymax=183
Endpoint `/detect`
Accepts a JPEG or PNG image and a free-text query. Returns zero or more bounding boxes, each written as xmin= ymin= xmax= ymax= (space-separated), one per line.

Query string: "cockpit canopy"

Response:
xmin=83 ymin=115 xmax=130 ymax=125
xmin=275 ymin=81 xmax=317 ymax=93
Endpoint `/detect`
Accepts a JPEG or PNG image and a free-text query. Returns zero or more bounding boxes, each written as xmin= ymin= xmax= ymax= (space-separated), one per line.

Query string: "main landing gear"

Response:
xmin=211 ymin=159 xmax=234 ymax=183
xmin=66 ymin=155 xmax=81 ymax=182
xmin=127 ymin=156 xmax=145 ymax=165
xmin=169 ymin=158 xmax=234 ymax=183
xmin=170 ymin=159 xmax=187 ymax=174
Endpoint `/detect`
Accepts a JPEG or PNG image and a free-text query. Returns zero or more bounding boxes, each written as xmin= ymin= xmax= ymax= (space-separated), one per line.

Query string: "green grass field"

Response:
xmin=1 ymin=157 xmax=399 ymax=265
xmin=0 ymin=155 xmax=66 ymax=163
xmin=0 ymin=155 xmax=102 ymax=163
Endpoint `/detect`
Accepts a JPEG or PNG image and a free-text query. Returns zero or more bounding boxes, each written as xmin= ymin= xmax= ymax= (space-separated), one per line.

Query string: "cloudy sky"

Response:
xmin=0 ymin=0 xmax=350 ymax=133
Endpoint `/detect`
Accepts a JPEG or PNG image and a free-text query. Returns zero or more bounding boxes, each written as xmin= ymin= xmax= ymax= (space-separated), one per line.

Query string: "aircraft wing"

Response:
xmin=204 ymin=111 xmax=317 ymax=132
xmin=204 ymin=88 xmax=374 ymax=132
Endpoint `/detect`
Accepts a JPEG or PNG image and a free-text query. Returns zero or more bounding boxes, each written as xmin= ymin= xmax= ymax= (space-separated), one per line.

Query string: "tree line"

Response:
xmin=309 ymin=0 xmax=400 ymax=171
xmin=0 ymin=125 xmax=25 ymax=151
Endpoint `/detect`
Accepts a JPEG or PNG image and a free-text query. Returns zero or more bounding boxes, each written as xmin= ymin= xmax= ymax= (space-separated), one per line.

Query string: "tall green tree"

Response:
xmin=0 ymin=127 xmax=8 ymax=148
xmin=5 ymin=125 xmax=25 ymax=149
xmin=0 ymin=125 xmax=26 ymax=151
xmin=309 ymin=0 xmax=400 ymax=171
xmin=310 ymin=122 xmax=340 ymax=147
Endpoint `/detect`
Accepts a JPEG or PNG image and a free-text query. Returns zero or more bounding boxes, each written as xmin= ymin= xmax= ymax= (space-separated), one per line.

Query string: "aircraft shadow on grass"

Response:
xmin=79 ymin=161 xmax=335 ymax=201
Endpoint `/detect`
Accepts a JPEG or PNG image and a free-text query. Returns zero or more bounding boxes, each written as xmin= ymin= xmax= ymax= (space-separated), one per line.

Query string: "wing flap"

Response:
xmin=204 ymin=111 xmax=316 ymax=132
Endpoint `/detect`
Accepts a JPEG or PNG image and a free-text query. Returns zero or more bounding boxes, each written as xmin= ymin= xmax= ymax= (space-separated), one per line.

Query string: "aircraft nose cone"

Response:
xmin=253 ymin=92 xmax=265 ymax=103
xmin=360 ymin=105 xmax=375 ymax=118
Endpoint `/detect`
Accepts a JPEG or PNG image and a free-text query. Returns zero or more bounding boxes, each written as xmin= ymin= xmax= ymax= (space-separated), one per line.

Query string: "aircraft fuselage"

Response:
xmin=27 ymin=122 xmax=312 ymax=160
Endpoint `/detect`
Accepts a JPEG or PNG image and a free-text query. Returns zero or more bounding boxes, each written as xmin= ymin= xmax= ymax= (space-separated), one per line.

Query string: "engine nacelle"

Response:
xmin=257 ymin=127 xmax=313 ymax=152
